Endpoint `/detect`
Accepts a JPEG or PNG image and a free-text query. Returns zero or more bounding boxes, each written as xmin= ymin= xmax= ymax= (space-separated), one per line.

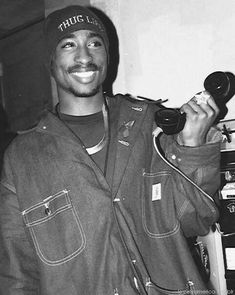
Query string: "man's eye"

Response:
xmin=88 ymin=40 xmax=103 ymax=48
xmin=61 ymin=42 xmax=75 ymax=49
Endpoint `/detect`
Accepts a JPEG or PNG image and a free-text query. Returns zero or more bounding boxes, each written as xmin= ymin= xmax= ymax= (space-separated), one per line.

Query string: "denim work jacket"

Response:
xmin=0 ymin=95 xmax=221 ymax=295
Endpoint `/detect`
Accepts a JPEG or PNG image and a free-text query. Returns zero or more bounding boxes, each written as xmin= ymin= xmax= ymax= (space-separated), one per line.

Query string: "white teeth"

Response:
xmin=72 ymin=71 xmax=94 ymax=78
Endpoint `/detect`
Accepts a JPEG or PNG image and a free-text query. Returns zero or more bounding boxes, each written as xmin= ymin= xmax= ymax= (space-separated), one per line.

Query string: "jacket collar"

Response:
xmin=36 ymin=110 xmax=84 ymax=144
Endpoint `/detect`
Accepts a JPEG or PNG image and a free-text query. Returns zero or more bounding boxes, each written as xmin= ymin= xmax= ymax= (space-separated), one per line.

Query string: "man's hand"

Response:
xmin=178 ymin=91 xmax=219 ymax=146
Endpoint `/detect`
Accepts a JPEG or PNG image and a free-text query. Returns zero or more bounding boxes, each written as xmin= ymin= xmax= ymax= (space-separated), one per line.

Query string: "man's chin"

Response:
xmin=69 ymin=86 xmax=100 ymax=98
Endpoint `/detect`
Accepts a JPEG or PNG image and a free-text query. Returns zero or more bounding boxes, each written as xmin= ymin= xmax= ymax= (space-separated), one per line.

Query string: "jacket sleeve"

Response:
xmin=0 ymin=152 xmax=39 ymax=295
xmin=158 ymin=129 xmax=221 ymax=237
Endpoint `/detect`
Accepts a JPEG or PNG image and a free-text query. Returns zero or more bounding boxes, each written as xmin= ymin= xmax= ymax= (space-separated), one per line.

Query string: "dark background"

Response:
xmin=0 ymin=0 xmax=91 ymax=169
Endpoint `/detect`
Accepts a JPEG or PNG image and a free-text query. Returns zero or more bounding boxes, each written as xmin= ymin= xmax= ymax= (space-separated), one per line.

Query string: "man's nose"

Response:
xmin=74 ymin=46 xmax=92 ymax=64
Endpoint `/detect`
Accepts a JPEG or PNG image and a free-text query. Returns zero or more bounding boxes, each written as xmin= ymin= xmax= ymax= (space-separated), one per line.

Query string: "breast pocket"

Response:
xmin=142 ymin=171 xmax=179 ymax=237
xmin=22 ymin=189 xmax=86 ymax=266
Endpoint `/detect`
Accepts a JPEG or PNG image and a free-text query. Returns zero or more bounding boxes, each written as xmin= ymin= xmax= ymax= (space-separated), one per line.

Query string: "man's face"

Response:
xmin=51 ymin=29 xmax=108 ymax=97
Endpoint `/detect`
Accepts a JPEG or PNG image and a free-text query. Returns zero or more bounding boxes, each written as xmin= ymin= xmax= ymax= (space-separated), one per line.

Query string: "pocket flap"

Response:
xmin=22 ymin=190 xmax=71 ymax=226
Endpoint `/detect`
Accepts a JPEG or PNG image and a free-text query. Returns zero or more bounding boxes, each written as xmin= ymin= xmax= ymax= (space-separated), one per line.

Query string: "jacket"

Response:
xmin=0 ymin=94 xmax=221 ymax=295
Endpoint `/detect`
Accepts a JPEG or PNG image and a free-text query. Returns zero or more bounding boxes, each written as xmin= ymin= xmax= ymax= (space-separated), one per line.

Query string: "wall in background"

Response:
xmin=0 ymin=0 xmax=91 ymax=131
xmin=91 ymin=0 xmax=235 ymax=120
xmin=0 ymin=21 xmax=51 ymax=131
xmin=45 ymin=0 xmax=89 ymax=16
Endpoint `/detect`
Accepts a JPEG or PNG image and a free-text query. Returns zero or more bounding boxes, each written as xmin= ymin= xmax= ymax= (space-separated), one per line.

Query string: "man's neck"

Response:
xmin=58 ymin=92 xmax=105 ymax=116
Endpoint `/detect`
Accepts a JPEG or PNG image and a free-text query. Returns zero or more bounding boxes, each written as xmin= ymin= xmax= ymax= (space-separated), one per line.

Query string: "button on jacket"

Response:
xmin=0 ymin=94 xmax=221 ymax=295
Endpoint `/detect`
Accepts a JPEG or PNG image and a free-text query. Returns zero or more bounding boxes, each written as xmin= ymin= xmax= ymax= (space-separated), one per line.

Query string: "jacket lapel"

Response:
xmin=110 ymin=97 xmax=148 ymax=197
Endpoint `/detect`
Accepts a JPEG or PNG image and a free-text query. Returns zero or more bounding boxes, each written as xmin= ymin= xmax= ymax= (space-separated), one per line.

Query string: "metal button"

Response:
xmin=171 ymin=154 xmax=177 ymax=160
xmin=45 ymin=207 xmax=51 ymax=216
xmin=44 ymin=203 xmax=51 ymax=216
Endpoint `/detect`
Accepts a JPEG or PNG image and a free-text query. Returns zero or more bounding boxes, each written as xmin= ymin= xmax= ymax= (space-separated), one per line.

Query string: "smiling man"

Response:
xmin=45 ymin=6 xmax=109 ymax=116
xmin=51 ymin=29 xmax=107 ymax=112
xmin=0 ymin=5 xmax=222 ymax=295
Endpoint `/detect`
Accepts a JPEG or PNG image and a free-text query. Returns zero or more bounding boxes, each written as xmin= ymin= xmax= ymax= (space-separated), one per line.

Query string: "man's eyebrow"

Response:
xmin=87 ymin=32 xmax=103 ymax=39
xmin=59 ymin=33 xmax=76 ymax=41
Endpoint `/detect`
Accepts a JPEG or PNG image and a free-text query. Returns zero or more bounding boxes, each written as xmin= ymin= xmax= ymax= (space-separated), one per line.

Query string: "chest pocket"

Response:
xmin=22 ymin=189 xmax=86 ymax=266
xmin=142 ymin=171 xmax=179 ymax=237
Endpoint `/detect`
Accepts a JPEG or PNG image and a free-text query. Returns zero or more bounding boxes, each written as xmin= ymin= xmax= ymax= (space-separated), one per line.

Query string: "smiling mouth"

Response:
xmin=70 ymin=71 xmax=97 ymax=83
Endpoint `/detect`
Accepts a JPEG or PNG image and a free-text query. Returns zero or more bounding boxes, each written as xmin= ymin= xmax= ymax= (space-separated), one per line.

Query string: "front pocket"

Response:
xmin=142 ymin=171 xmax=179 ymax=237
xmin=22 ymin=189 xmax=86 ymax=265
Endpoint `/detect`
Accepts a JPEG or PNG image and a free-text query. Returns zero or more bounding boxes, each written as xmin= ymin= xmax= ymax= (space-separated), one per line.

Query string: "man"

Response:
xmin=0 ymin=5 xmax=221 ymax=295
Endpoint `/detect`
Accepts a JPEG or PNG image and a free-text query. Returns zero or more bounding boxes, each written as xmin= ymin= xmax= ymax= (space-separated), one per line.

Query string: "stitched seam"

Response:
xmin=143 ymin=219 xmax=180 ymax=238
xmin=23 ymin=190 xmax=86 ymax=266
xmin=141 ymin=189 xmax=180 ymax=238
xmin=22 ymin=189 xmax=69 ymax=215
xmin=25 ymin=205 xmax=72 ymax=227
xmin=30 ymin=206 xmax=86 ymax=266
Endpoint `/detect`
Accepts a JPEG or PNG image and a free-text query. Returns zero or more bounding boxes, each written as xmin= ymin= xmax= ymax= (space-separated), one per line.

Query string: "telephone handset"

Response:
xmin=155 ymin=71 xmax=231 ymax=135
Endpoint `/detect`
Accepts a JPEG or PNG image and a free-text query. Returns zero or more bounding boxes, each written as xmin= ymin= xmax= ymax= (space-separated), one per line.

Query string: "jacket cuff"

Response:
xmin=166 ymin=139 xmax=221 ymax=168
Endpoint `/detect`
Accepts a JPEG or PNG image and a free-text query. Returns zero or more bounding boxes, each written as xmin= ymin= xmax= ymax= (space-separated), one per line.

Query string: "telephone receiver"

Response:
xmin=155 ymin=71 xmax=231 ymax=135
